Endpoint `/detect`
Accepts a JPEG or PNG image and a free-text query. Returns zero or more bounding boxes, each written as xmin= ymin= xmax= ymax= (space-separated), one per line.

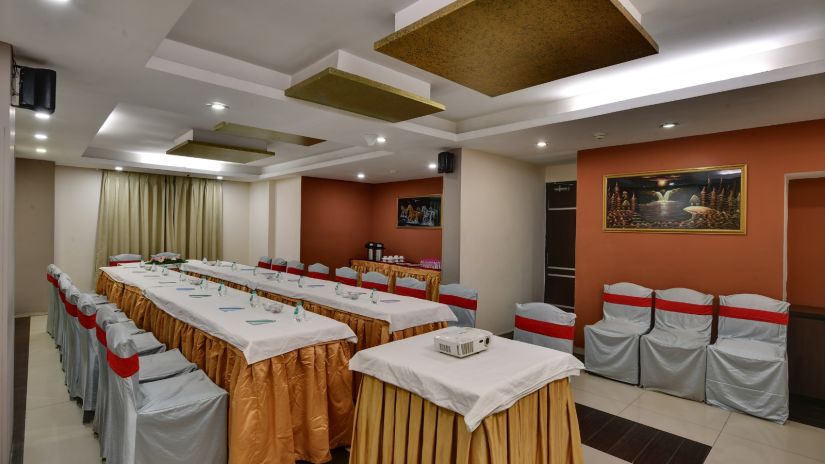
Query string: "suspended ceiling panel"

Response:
xmin=213 ymin=122 xmax=326 ymax=146
xmin=167 ymin=141 xmax=274 ymax=164
xmin=284 ymin=67 xmax=446 ymax=122
xmin=374 ymin=0 xmax=658 ymax=97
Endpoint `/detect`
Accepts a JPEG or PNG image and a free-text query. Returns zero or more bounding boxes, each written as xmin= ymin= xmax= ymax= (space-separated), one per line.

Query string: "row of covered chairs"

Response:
xmin=46 ymin=265 xmax=228 ymax=463
xmin=257 ymin=257 xmax=481 ymax=329
xmin=584 ymin=282 xmax=790 ymax=423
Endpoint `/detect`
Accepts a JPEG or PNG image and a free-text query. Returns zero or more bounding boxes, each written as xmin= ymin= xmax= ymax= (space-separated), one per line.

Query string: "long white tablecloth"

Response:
xmin=181 ymin=260 xmax=457 ymax=332
xmin=101 ymin=266 xmax=357 ymax=364
xmin=349 ymin=327 xmax=584 ymax=432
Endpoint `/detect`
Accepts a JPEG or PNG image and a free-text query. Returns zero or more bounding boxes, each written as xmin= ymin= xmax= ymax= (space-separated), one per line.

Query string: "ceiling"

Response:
xmin=2 ymin=0 xmax=825 ymax=183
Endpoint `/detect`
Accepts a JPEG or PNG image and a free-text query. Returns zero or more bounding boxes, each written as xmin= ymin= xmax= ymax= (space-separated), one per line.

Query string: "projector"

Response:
xmin=434 ymin=328 xmax=492 ymax=358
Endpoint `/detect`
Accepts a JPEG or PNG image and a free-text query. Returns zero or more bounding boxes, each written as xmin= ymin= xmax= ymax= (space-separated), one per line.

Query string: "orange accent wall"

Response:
xmin=787 ymin=177 xmax=825 ymax=308
xmin=300 ymin=177 xmax=372 ymax=272
xmin=575 ymin=119 xmax=825 ymax=346
xmin=300 ymin=176 xmax=443 ymax=272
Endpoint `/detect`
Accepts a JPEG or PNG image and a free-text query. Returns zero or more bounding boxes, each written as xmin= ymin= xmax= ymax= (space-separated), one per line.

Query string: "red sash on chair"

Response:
xmin=439 ymin=294 xmax=478 ymax=311
xmin=286 ymin=267 xmax=304 ymax=276
xmin=336 ymin=276 xmax=357 ymax=286
xmin=78 ymin=311 xmax=97 ymax=329
xmin=395 ymin=286 xmax=426 ymax=300
xmin=515 ymin=315 xmax=575 ymax=340
xmin=656 ymin=299 xmax=713 ymax=316
xmin=603 ymin=293 xmax=653 ymax=308
xmin=96 ymin=323 xmax=108 ymax=346
xmin=307 ymin=271 xmax=329 ymax=280
xmin=257 ymin=260 xmax=271 ymax=269
xmin=719 ymin=305 xmax=788 ymax=325
xmin=362 ymin=281 xmax=389 ymax=292
xmin=107 ymin=349 xmax=139 ymax=378
xmin=271 ymin=264 xmax=287 ymax=272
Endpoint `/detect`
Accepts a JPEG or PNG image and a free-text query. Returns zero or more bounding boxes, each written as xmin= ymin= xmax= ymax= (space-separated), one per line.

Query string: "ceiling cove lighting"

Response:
xmin=34 ymin=133 xmax=48 ymax=140
xmin=36 ymin=147 xmax=47 ymax=154
xmin=35 ymin=112 xmax=50 ymax=120
xmin=428 ymin=162 xmax=437 ymax=170
xmin=114 ymin=166 xmax=124 ymax=171
xmin=207 ymin=102 xmax=228 ymax=110
xmin=536 ymin=141 xmax=547 ymax=148
xmin=357 ymin=173 xmax=366 ymax=179
xmin=660 ymin=122 xmax=679 ymax=129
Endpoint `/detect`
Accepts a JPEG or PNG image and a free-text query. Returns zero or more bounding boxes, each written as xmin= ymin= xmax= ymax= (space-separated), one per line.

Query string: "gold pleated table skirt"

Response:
xmin=350 ymin=260 xmax=441 ymax=301
xmin=350 ymin=375 xmax=583 ymax=464
xmin=96 ymin=272 xmax=354 ymax=464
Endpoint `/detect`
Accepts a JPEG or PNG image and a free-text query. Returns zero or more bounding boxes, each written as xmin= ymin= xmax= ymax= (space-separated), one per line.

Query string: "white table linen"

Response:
xmin=181 ymin=260 xmax=457 ymax=332
xmin=101 ymin=266 xmax=357 ymax=364
xmin=349 ymin=327 xmax=584 ymax=432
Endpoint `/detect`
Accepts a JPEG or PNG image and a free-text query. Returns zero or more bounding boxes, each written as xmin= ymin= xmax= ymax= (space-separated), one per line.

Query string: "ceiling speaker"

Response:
xmin=438 ymin=151 xmax=455 ymax=174
xmin=14 ymin=66 xmax=56 ymax=114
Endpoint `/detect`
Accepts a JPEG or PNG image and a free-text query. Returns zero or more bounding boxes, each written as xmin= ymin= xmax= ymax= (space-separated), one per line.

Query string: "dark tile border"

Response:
xmin=11 ymin=317 xmax=30 ymax=464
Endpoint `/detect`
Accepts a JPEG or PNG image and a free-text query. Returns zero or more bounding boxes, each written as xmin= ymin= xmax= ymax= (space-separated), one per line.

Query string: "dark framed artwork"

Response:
xmin=397 ymin=195 xmax=442 ymax=228
xmin=603 ymin=165 xmax=746 ymax=234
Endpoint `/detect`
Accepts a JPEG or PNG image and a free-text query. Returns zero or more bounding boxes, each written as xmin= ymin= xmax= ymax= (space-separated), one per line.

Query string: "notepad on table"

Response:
xmin=308 ymin=284 xmax=325 ymax=288
xmin=188 ymin=294 xmax=212 ymax=298
xmin=219 ymin=307 xmax=244 ymax=312
xmin=246 ymin=319 xmax=275 ymax=325
xmin=176 ymin=287 xmax=195 ymax=291
xmin=381 ymin=299 xmax=400 ymax=303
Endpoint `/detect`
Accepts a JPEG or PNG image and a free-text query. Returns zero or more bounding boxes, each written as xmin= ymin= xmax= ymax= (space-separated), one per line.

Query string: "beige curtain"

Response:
xmin=93 ymin=171 xmax=223 ymax=276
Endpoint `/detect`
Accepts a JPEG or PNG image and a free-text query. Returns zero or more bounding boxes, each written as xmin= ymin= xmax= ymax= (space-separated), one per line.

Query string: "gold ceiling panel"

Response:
xmin=213 ymin=122 xmax=325 ymax=146
xmin=374 ymin=0 xmax=658 ymax=97
xmin=167 ymin=141 xmax=274 ymax=164
xmin=284 ymin=67 xmax=446 ymax=122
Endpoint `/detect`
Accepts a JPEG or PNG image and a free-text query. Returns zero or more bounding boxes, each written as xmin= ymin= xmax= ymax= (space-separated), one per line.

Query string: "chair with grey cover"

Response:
xmin=640 ymin=288 xmax=713 ymax=401
xmin=105 ymin=323 xmax=228 ymax=464
xmin=706 ymin=293 xmax=790 ymax=423
xmin=584 ymin=282 xmax=653 ymax=384
xmin=514 ymin=302 xmax=576 ymax=353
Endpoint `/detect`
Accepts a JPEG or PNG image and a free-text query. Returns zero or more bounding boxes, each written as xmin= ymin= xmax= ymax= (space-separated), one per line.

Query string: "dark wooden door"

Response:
xmin=545 ymin=182 xmax=576 ymax=312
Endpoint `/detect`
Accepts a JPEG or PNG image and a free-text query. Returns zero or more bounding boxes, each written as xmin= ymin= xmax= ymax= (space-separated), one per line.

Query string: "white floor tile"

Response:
xmin=29 ymin=315 xmax=47 ymax=335
xmin=705 ymin=433 xmax=824 ymax=464
xmin=632 ymin=390 xmax=731 ymax=430
xmin=571 ymin=387 xmax=627 ymax=415
xmin=23 ymin=401 xmax=101 ymax=464
xmin=618 ymin=404 xmax=722 ymax=446
xmin=582 ymin=445 xmax=631 ymax=463
xmin=721 ymin=412 xmax=825 ymax=462
xmin=570 ymin=373 xmax=643 ymax=409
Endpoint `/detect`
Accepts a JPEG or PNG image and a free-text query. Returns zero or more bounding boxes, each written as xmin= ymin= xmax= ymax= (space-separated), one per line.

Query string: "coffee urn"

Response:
xmin=374 ymin=243 xmax=385 ymax=262
xmin=365 ymin=242 xmax=375 ymax=261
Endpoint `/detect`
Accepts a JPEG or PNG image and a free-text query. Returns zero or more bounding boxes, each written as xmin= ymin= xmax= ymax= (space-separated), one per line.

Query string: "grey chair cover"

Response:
xmin=77 ymin=294 xmax=114 ymax=413
xmin=307 ymin=262 xmax=330 ymax=279
xmin=257 ymin=256 xmax=272 ymax=268
xmin=514 ymin=302 xmax=576 ymax=353
xmin=56 ymin=274 xmax=73 ymax=355
xmin=395 ymin=276 xmax=427 ymax=299
xmin=640 ymin=288 xmax=713 ymax=400
xmin=286 ymin=260 xmax=305 ymax=274
xmin=94 ymin=306 xmax=165 ymax=458
xmin=706 ymin=293 xmax=790 ymax=423
xmin=65 ymin=286 xmax=84 ymax=400
xmin=361 ymin=271 xmax=389 ymax=291
xmin=46 ymin=264 xmax=62 ymax=339
xmin=106 ymin=324 xmax=228 ymax=464
xmin=584 ymin=282 xmax=653 ymax=384
xmin=335 ymin=266 xmax=359 ymax=285
xmin=439 ymin=283 xmax=479 ymax=328
xmin=150 ymin=251 xmax=181 ymax=260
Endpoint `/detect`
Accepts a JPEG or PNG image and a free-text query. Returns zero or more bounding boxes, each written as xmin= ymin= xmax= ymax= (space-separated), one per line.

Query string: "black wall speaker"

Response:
xmin=437 ymin=151 xmax=455 ymax=174
xmin=15 ymin=66 xmax=57 ymax=114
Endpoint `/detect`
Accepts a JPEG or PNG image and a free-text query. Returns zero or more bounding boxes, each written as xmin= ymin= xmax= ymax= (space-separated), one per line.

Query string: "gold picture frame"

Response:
xmin=397 ymin=194 xmax=442 ymax=229
xmin=603 ymin=164 xmax=747 ymax=234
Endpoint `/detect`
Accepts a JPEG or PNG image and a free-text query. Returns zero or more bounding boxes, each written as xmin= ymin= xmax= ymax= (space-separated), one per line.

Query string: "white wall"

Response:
xmin=545 ymin=161 xmax=577 ymax=182
xmin=54 ymin=166 xmax=102 ymax=292
xmin=273 ymin=176 xmax=302 ymax=260
xmin=1 ymin=40 xmax=16 ymax=462
xmin=221 ymin=180 xmax=250 ymax=264
xmin=248 ymin=180 xmax=271 ymax=262
xmin=459 ymin=149 xmax=546 ymax=335
xmin=441 ymin=154 xmax=461 ymax=284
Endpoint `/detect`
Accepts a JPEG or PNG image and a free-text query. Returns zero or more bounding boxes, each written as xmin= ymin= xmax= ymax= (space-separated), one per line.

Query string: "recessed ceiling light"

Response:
xmin=376 ymin=136 xmax=387 ymax=144
xmin=593 ymin=132 xmax=607 ymax=140
xmin=114 ymin=166 xmax=123 ymax=171
xmin=35 ymin=112 xmax=50 ymax=120
xmin=357 ymin=173 xmax=365 ymax=179
xmin=216 ymin=176 xmax=224 ymax=180
xmin=536 ymin=141 xmax=547 ymax=148
xmin=35 ymin=147 xmax=47 ymax=154
xmin=428 ymin=162 xmax=437 ymax=170
xmin=207 ymin=102 xmax=228 ymax=110
xmin=660 ymin=122 xmax=678 ymax=129
xmin=34 ymin=133 xmax=48 ymax=140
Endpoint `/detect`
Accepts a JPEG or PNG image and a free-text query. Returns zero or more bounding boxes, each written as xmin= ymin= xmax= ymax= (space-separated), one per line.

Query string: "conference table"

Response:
xmin=96 ymin=265 xmax=357 ymax=464
xmin=349 ymin=327 xmax=585 ymax=464
xmin=179 ymin=260 xmax=457 ymax=354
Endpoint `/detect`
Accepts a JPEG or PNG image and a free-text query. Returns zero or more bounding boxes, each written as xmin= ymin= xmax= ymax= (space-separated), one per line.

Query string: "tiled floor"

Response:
xmin=16 ymin=315 xmax=825 ymax=463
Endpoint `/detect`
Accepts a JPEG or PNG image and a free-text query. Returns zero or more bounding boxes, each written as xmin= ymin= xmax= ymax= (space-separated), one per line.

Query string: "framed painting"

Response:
xmin=603 ymin=165 xmax=746 ymax=234
xmin=397 ymin=195 xmax=442 ymax=228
